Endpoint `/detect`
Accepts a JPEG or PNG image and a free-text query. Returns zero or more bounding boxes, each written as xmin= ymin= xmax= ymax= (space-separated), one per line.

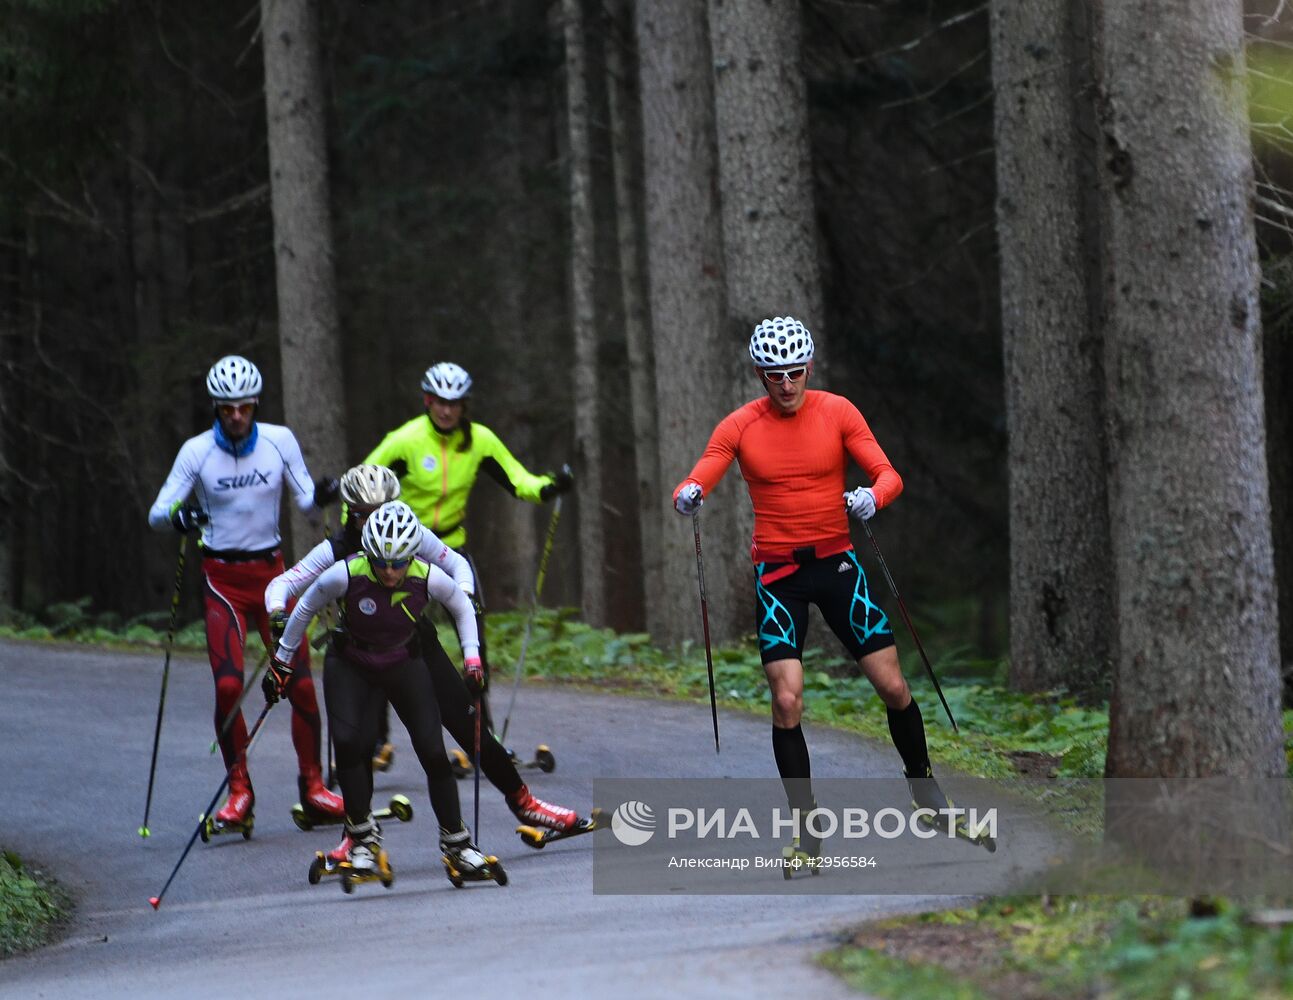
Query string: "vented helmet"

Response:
xmin=206 ymin=355 xmax=263 ymax=402
xmin=361 ymin=501 xmax=423 ymax=564
xmin=340 ymin=464 xmax=401 ymax=509
xmin=748 ymin=317 xmax=814 ymax=367
xmin=420 ymin=362 xmax=472 ymax=401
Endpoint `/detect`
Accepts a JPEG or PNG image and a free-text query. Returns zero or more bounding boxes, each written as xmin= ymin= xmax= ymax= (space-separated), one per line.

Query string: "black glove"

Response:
xmin=262 ymin=654 xmax=293 ymax=704
xmin=313 ymin=476 xmax=340 ymax=508
xmin=170 ymin=503 xmax=209 ymax=535
xmin=464 ymin=655 xmax=487 ymax=697
xmin=539 ymin=464 xmax=575 ymax=502
xmin=269 ymin=610 xmax=288 ymax=645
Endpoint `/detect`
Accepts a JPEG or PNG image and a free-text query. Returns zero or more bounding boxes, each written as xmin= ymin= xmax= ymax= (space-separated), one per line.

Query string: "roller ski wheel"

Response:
xmin=442 ymin=853 xmax=507 ymax=888
xmin=449 ymin=747 xmax=473 ymax=779
xmin=291 ymin=794 xmax=413 ymax=832
xmin=371 ymin=742 xmax=395 ymax=773
xmin=518 ymin=808 xmax=602 ymax=849
xmin=781 ymin=838 xmax=820 ymax=880
xmin=508 ymin=744 xmax=556 ymax=773
xmin=912 ymin=807 xmax=997 ymax=853
xmin=200 ymin=812 xmax=254 ymax=843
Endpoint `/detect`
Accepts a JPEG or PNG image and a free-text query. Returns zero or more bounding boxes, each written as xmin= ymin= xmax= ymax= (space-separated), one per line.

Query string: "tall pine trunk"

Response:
xmin=991 ymin=0 xmax=1114 ymax=699
xmin=262 ymin=0 xmax=345 ymax=555
xmin=1101 ymin=0 xmax=1283 ymax=778
xmin=635 ymin=0 xmax=748 ymax=644
xmin=562 ymin=0 xmax=608 ymax=627
xmin=707 ymin=0 xmax=823 ymax=336
xmin=606 ymin=0 xmax=662 ymax=621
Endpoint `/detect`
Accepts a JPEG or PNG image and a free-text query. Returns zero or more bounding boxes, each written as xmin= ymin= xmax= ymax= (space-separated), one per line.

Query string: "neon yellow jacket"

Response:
xmin=364 ymin=415 xmax=553 ymax=549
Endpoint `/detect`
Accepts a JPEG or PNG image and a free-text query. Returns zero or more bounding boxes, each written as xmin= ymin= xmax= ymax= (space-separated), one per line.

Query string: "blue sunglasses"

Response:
xmin=371 ymin=556 xmax=411 ymax=570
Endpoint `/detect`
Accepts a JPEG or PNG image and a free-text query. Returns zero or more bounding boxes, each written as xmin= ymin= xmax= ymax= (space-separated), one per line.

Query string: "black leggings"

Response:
xmin=324 ymin=647 xmax=462 ymax=832
xmin=417 ymin=618 xmax=523 ymax=797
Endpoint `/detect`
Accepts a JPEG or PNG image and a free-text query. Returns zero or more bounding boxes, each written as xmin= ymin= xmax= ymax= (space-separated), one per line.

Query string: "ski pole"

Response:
xmin=149 ymin=696 xmax=277 ymax=909
xmin=692 ymin=512 xmax=720 ymax=754
xmin=473 ymin=696 xmax=482 ymax=838
xmin=208 ymin=650 xmax=270 ymax=754
xmin=500 ymin=495 xmax=563 ymax=745
xmin=860 ymin=519 xmax=958 ymax=733
xmin=139 ymin=536 xmax=188 ymax=839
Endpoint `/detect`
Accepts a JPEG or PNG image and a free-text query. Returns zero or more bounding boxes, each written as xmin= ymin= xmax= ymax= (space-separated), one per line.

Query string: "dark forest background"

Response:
xmin=1 ymin=0 xmax=1289 ymax=697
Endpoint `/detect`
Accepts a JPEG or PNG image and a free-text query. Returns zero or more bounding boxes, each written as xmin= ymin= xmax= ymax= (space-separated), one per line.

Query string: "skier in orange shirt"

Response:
xmin=672 ymin=317 xmax=952 ymax=867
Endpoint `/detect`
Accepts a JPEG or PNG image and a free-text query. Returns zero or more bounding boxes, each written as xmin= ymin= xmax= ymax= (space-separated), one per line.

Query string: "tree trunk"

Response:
xmin=991 ymin=0 xmax=1114 ymax=699
xmin=707 ymin=0 xmax=823 ymax=337
xmin=1101 ymin=0 xmax=1283 ymax=777
xmin=605 ymin=0 xmax=662 ymax=626
xmin=562 ymin=0 xmax=608 ymax=627
xmin=635 ymin=0 xmax=749 ymax=644
xmin=261 ymin=0 xmax=345 ymax=557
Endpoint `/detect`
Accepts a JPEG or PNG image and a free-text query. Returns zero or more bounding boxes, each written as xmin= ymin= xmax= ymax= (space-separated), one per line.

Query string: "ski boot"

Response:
xmin=307 ymin=831 xmax=355 ymax=884
xmin=441 ymin=825 xmax=508 ymax=888
xmin=781 ymin=827 xmax=821 ymax=880
xmin=509 ymin=784 xmax=591 ymax=848
xmin=201 ymin=764 xmax=254 ymax=842
xmin=372 ymin=741 xmax=395 ymax=773
xmin=333 ymin=816 xmax=395 ymax=894
xmin=906 ymin=766 xmax=996 ymax=853
xmin=507 ymin=744 xmax=556 ymax=773
xmin=289 ymin=766 xmax=345 ymax=830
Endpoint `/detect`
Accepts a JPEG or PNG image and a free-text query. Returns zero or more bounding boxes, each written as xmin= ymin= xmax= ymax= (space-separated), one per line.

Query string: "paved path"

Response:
xmin=0 ymin=640 xmax=967 ymax=998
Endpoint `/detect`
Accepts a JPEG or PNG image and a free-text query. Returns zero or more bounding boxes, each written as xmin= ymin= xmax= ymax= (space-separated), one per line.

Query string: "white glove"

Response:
xmin=844 ymin=486 xmax=876 ymax=522
xmin=675 ymin=483 xmax=703 ymax=516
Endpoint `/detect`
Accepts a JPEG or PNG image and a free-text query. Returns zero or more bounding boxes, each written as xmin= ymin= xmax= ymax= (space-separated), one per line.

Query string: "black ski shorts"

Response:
xmin=753 ymin=548 xmax=894 ymax=665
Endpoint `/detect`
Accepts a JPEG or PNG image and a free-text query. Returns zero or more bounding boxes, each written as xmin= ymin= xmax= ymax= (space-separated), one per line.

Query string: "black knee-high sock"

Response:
xmin=772 ymin=723 xmax=814 ymax=812
xmin=887 ymin=698 xmax=932 ymax=776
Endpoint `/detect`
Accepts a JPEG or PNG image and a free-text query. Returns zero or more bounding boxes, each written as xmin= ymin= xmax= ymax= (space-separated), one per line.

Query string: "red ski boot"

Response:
xmin=308 ymin=831 xmax=354 ymax=883
xmin=202 ymin=763 xmax=255 ymax=841
xmin=507 ymin=783 xmax=577 ymax=833
xmin=297 ymin=765 xmax=345 ymax=823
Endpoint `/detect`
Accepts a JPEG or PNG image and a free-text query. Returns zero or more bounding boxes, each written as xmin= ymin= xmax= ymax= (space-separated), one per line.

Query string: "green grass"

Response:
xmin=0 ymin=850 xmax=69 ymax=958
xmin=822 ymin=896 xmax=1293 ymax=1000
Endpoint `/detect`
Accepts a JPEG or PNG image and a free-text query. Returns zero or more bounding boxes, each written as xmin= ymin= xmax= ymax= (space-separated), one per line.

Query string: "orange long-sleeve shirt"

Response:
xmin=674 ymin=391 xmax=902 ymax=563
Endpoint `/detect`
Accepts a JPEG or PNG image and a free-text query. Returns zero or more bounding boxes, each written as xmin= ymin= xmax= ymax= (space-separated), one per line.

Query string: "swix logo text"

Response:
xmin=215 ymin=470 xmax=272 ymax=491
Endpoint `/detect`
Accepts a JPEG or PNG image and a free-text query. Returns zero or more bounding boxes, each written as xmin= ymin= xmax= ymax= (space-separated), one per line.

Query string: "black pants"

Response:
xmin=417 ymin=617 xmax=523 ymax=797
xmin=324 ymin=647 xmax=462 ymax=833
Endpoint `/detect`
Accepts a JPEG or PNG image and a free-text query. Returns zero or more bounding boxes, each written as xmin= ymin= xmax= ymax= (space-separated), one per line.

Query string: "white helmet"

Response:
xmin=206 ymin=355 xmax=263 ymax=402
xmin=361 ymin=501 xmax=423 ymax=564
xmin=421 ymin=362 xmax=472 ymax=400
xmin=748 ymin=317 xmax=814 ymax=367
xmin=340 ymin=464 xmax=401 ymax=509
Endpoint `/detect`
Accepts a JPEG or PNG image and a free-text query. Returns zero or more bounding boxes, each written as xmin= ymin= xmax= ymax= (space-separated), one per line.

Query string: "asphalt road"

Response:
xmin=0 ymin=639 xmax=971 ymax=999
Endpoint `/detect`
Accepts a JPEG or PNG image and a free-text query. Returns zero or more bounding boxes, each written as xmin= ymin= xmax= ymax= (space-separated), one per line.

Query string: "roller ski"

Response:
xmin=441 ymin=826 xmax=508 ymax=888
xmin=781 ymin=831 xmax=821 ymax=880
xmin=510 ymin=781 xmax=598 ymax=847
xmin=201 ymin=766 xmax=254 ymax=843
xmin=293 ymin=793 xmax=414 ymax=832
xmin=311 ymin=817 xmax=394 ymax=893
xmin=509 ymin=744 xmax=556 ymax=773
xmin=907 ymin=766 xmax=997 ymax=853
xmin=451 ymin=744 xmax=556 ymax=778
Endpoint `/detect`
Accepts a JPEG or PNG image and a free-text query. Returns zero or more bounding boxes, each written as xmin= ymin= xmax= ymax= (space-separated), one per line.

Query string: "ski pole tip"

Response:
xmin=148 ymin=897 xmax=161 ymax=910
xmin=138 ymin=826 xmax=151 ymax=839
